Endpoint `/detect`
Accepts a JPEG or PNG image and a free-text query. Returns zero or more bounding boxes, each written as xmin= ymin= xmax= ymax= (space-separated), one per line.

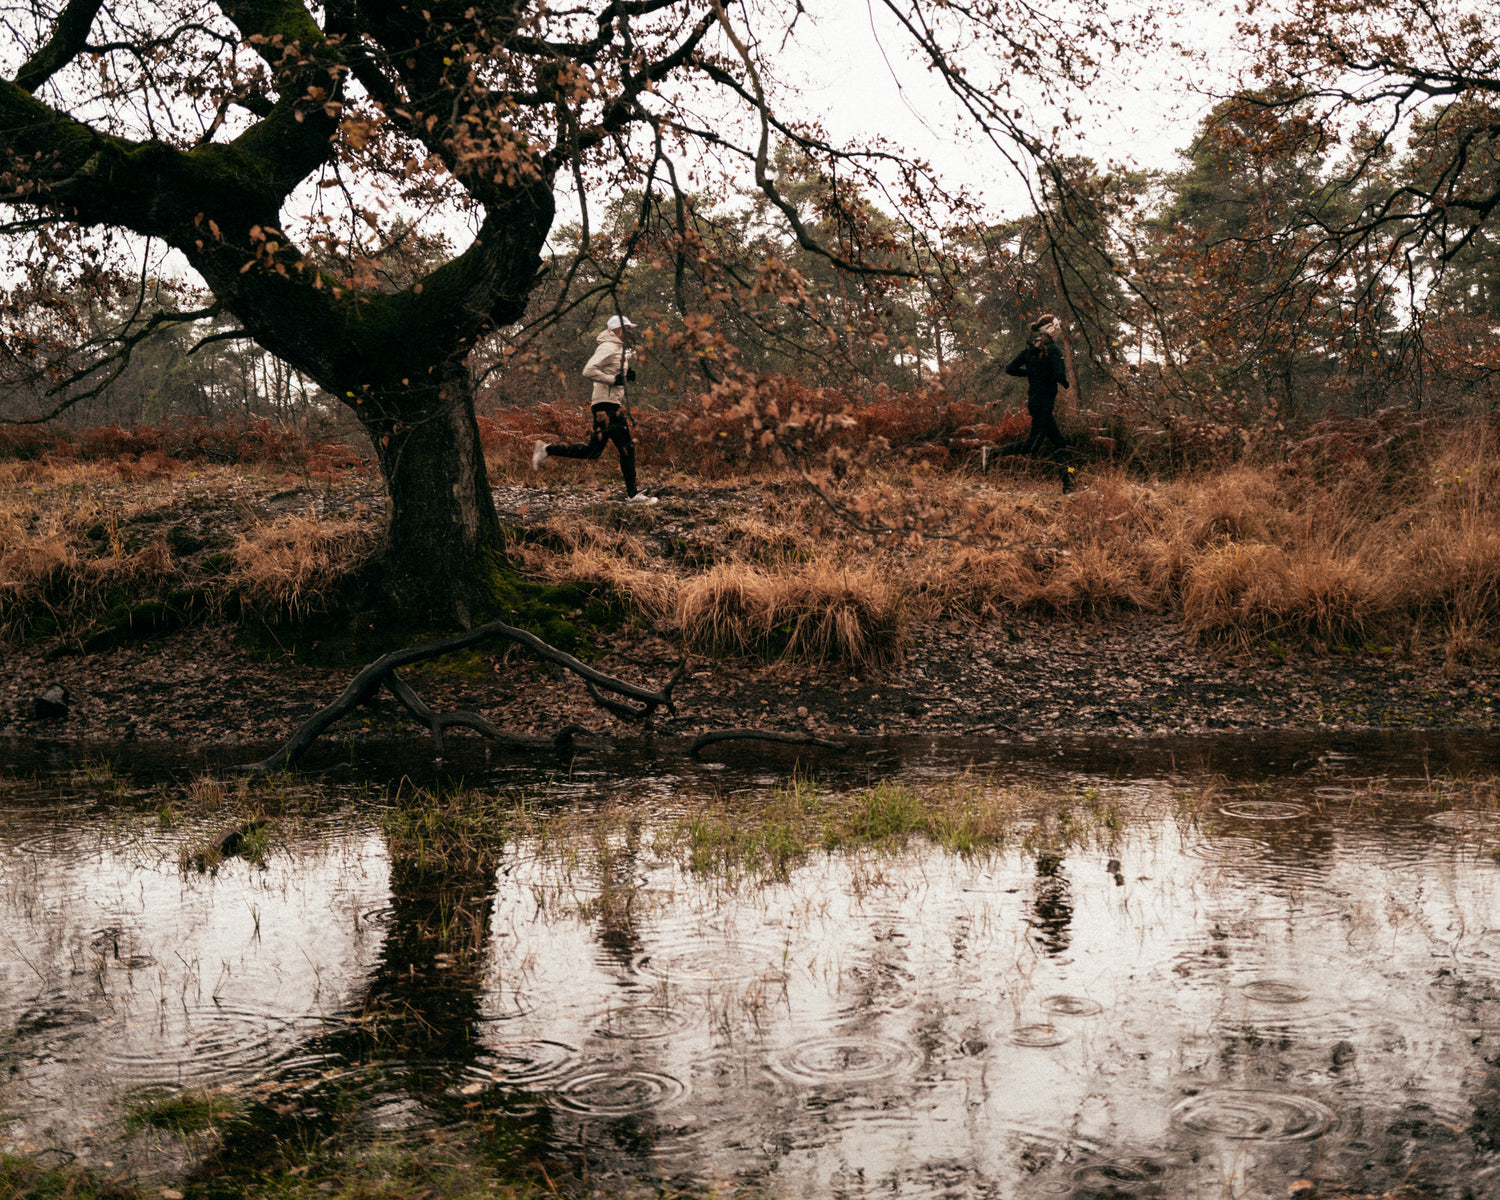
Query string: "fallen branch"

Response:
xmin=244 ymin=618 xmax=683 ymax=774
xmin=962 ymin=720 xmax=1019 ymax=735
xmin=688 ymin=728 xmax=850 ymax=759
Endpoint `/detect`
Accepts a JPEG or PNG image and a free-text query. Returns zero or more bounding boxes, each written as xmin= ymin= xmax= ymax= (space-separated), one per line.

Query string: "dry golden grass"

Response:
xmin=0 ymin=458 xmax=140 ymax=488
xmin=0 ymin=461 xmax=375 ymax=636
xmin=3 ymin=421 xmax=1498 ymax=663
xmin=505 ymin=519 xmax=675 ymax=622
xmin=506 ymin=429 xmax=1500 ymax=663
xmin=0 ymin=470 xmax=155 ymax=637
xmin=231 ymin=516 xmax=376 ymax=616
xmin=917 ymin=544 xmax=1046 ymax=617
xmin=674 ymin=560 xmax=906 ymax=668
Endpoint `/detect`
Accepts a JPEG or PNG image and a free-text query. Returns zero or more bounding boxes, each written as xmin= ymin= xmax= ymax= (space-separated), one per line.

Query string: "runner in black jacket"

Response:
xmin=986 ymin=313 xmax=1074 ymax=493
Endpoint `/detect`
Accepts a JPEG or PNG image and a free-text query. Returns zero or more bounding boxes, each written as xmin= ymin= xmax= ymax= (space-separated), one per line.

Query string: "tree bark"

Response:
xmin=362 ymin=362 xmax=503 ymax=618
xmin=1049 ymin=255 xmax=1081 ymax=414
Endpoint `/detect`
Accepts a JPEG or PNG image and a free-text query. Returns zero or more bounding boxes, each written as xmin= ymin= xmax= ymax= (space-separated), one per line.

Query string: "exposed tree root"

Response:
xmin=688 ymin=728 xmax=850 ymax=759
xmin=244 ymin=618 xmax=684 ymax=773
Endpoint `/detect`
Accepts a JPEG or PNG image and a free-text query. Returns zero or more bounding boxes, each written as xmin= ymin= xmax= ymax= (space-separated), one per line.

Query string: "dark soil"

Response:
xmin=2 ymin=479 xmax=1497 ymax=760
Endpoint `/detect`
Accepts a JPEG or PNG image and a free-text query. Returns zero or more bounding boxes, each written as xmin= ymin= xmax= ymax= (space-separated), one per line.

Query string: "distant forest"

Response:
xmin=6 ymin=97 xmax=1497 ymax=444
xmin=2 ymin=0 xmax=1496 ymax=459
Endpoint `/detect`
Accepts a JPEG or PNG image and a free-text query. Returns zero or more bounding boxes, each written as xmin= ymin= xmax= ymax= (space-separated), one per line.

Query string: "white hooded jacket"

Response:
xmin=581 ymin=328 xmax=630 ymax=409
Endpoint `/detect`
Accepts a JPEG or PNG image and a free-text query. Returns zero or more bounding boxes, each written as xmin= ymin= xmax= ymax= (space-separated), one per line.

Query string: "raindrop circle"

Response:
xmin=1073 ymin=1156 xmax=1171 ymax=1189
xmin=470 ymin=1040 xmax=579 ymax=1089
xmin=1040 ymin=994 xmax=1103 ymax=1017
xmin=1170 ymin=1090 xmax=1335 ymax=1141
xmin=591 ymin=1005 xmax=692 ymax=1041
xmin=1426 ymin=810 xmax=1500 ymax=832
xmin=633 ymin=928 xmax=791 ymax=987
xmin=770 ymin=1035 xmax=923 ymax=1084
xmin=551 ymin=1069 xmax=688 ymax=1116
xmin=1218 ymin=801 xmax=1309 ymax=821
xmin=101 ymin=1008 xmax=335 ymax=1085
xmin=1180 ymin=836 xmax=1265 ymax=865
xmin=10 ymin=830 xmax=85 ymax=856
xmin=1005 ymin=1023 xmax=1071 ymax=1048
xmin=1242 ymin=978 xmax=1311 ymax=1004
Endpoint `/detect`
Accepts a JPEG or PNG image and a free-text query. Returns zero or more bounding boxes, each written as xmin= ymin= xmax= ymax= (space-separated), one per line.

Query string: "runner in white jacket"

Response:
xmin=532 ymin=315 xmax=657 ymax=503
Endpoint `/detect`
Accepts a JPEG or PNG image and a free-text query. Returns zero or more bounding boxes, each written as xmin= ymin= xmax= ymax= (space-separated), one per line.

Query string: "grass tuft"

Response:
xmin=659 ymin=774 xmax=1109 ymax=878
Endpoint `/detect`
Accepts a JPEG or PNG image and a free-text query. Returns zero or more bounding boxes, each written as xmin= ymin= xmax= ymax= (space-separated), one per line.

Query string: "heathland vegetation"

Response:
xmin=3 ymin=395 xmax=1496 ymax=673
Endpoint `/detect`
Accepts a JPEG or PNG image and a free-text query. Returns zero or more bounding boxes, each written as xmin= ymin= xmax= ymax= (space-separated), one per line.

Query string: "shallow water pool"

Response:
xmin=2 ymin=737 xmax=1500 ymax=1198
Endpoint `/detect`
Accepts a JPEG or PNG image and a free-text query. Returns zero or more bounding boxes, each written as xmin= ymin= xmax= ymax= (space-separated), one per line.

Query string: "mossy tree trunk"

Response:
xmin=362 ymin=362 xmax=506 ymax=619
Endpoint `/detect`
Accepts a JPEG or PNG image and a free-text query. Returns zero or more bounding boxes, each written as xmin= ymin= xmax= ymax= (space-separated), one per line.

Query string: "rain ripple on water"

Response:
xmin=1038 ymin=994 xmax=1104 ymax=1018
xmin=1217 ymin=800 xmax=1311 ymax=821
xmin=1169 ymin=1090 xmax=1336 ymax=1141
xmin=551 ymin=1068 xmax=689 ymax=1116
xmin=769 ymin=1035 xmax=924 ymax=1085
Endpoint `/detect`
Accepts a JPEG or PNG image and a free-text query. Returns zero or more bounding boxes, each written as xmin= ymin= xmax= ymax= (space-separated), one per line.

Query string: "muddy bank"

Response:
xmin=1 ymin=609 xmax=1495 ymax=768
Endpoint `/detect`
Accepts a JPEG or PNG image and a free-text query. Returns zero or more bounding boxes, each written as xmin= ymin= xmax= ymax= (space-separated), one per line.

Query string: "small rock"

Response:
xmin=34 ymin=684 xmax=70 ymax=721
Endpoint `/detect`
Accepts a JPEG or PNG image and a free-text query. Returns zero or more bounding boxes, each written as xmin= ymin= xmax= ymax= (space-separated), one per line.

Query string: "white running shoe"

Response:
xmin=531 ymin=440 xmax=548 ymax=471
xmin=626 ymin=492 xmax=658 ymax=505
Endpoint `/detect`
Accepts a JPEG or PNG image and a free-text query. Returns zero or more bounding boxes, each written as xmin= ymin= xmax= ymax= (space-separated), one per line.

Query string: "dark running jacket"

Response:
xmin=1005 ymin=340 xmax=1070 ymax=407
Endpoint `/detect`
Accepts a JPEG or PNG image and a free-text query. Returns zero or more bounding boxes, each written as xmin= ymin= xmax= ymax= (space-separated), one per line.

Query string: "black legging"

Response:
xmin=1000 ymin=402 xmax=1066 ymax=457
xmin=546 ymin=404 xmax=638 ymax=496
xmin=997 ymin=400 xmax=1072 ymax=489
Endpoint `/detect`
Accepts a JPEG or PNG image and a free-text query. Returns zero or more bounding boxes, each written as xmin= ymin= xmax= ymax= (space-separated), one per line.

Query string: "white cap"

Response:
xmin=606 ymin=314 xmax=636 ymax=330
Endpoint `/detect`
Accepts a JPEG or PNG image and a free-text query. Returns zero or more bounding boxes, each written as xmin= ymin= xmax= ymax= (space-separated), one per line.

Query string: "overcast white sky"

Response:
xmin=766 ymin=1 xmax=1237 ymax=216
xmin=543 ymin=0 xmax=1237 ymax=256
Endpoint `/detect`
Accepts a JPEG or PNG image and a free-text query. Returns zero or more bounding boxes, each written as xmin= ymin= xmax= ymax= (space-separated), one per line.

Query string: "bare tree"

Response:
xmin=2 ymin=0 xmax=1146 ymax=619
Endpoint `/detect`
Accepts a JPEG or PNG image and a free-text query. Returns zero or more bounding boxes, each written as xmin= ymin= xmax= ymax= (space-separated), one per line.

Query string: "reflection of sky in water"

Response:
xmin=0 ymin=820 xmax=389 ymax=1102
xmin=3 ymin=767 xmax=1500 ymax=1196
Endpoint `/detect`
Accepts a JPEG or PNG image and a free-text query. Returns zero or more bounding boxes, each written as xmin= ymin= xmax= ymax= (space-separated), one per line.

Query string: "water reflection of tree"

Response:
xmin=589 ymin=818 xmax=647 ymax=974
xmin=194 ymin=789 xmax=560 ymax=1186
xmin=1027 ymin=852 xmax=1073 ymax=957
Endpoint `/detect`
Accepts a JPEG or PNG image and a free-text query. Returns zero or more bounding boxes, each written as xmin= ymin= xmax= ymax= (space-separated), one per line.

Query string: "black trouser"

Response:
xmin=998 ymin=398 xmax=1071 ymax=488
xmin=546 ymin=404 xmax=638 ymax=496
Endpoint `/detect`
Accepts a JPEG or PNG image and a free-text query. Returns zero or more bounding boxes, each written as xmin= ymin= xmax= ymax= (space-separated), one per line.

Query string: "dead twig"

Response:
xmin=688 ymin=728 xmax=849 ymax=759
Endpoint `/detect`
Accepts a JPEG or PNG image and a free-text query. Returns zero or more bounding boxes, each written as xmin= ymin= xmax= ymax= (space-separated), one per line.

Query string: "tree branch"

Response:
xmin=244 ymin=617 xmax=683 ymax=773
xmin=688 ymin=728 xmax=849 ymax=759
xmin=12 ymin=0 xmax=106 ymax=93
